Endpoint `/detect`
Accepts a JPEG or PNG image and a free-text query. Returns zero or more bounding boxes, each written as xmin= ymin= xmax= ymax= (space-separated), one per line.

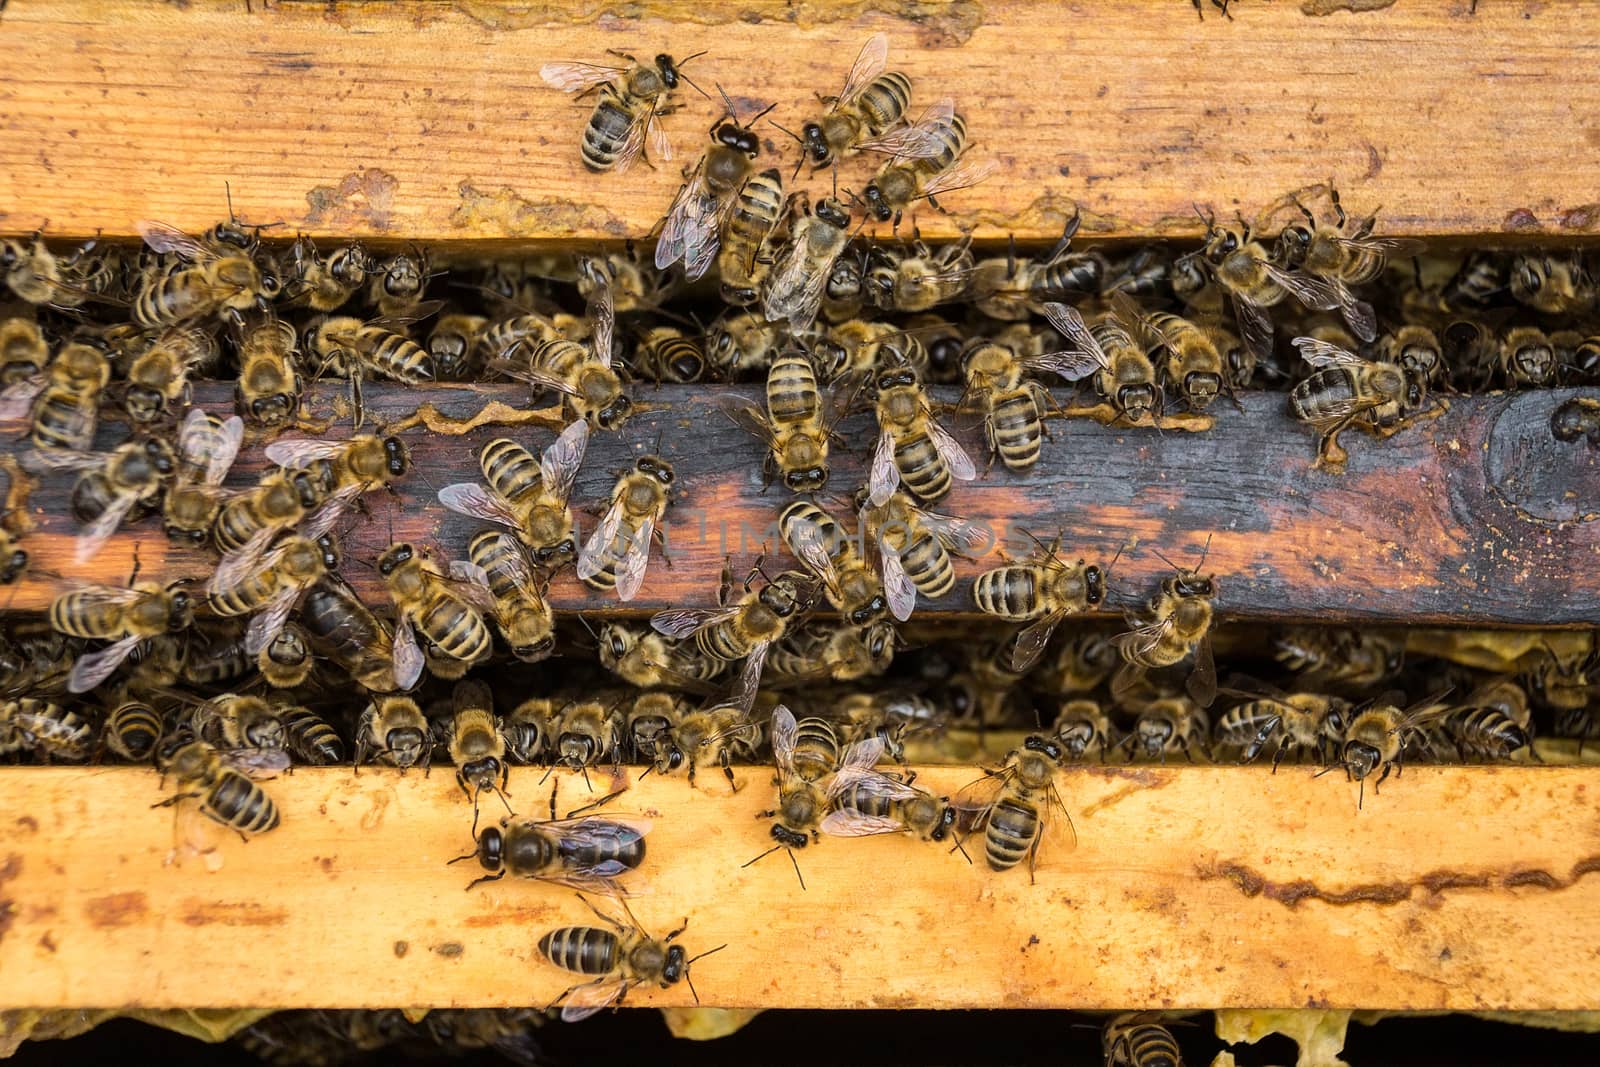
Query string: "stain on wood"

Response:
xmin=1 ymin=765 xmax=1600 ymax=1010
xmin=1 ymin=1 xmax=1598 ymax=241
xmin=3 ymin=383 xmax=1598 ymax=626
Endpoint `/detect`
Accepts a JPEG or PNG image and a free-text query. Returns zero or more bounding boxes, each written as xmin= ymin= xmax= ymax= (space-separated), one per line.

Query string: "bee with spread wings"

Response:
xmin=540 ymin=51 xmax=703 ymax=173
xmin=866 ymin=360 xmax=976 ymax=508
xmin=577 ymin=453 xmax=674 ymax=603
xmin=655 ymin=91 xmax=775 ymax=281
xmin=437 ymin=418 xmax=590 ymax=569
xmin=858 ymin=488 xmax=990 ymax=622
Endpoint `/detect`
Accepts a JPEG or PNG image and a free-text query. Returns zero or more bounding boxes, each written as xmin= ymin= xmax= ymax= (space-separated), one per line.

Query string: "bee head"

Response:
xmin=0 ymin=546 xmax=25 ymax=583
xmin=849 ymin=595 xmax=886 ymax=627
xmin=382 ymin=436 xmax=411 ymax=477
xmin=596 ymin=395 xmax=632 ymax=431
xmin=800 ymin=123 xmax=831 ymax=165
xmin=1342 ymin=740 xmax=1381 ymax=781
xmin=512 ymin=635 xmax=556 ymax=662
xmin=145 ymin=437 xmax=177 ymax=476
xmin=929 ymin=803 xmax=957 ymax=841
xmin=660 ymin=944 xmax=689 ymax=984
xmin=1023 ymin=733 xmax=1065 ymax=764
xmin=816 ymin=197 xmax=852 ymax=230
xmin=1083 ymin=565 xmax=1106 ymax=605
xmin=861 ymin=184 xmax=893 ymax=223
xmin=1276 ymin=224 xmax=1312 ymax=266
xmin=655 ymin=53 xmax=680 ymax=88
xmin=474 ymin=826 xmax=504 ymax=871
xmin=784 ymin=467 xmax=828 ymax=493
xmin=165 ymin=590 xmax=194 ymax=631
xmin=637 ymin=456 xmax=675 ymax=486
xmin=715 ymin=122 xmax=760 ymax=157
xmin=378 ymin=543 xmax=414 ymax=576
xmin=719 ymin=281 xmax=760 ymax=308
xmin=1514 ymin=257 xmax=1546 ymax=296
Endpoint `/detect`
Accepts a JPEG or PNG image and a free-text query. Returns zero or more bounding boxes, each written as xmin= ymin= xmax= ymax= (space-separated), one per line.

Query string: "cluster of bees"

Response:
xmin=0 ymin=31 xmax=1597 ymax=1042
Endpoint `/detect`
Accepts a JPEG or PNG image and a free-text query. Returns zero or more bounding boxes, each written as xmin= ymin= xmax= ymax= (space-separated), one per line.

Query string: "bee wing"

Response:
xmin=1039 ymin=302 xmax=1111 ymax=380
xmin=951 ymin=770 xmax=1007 ymax=829
xmin=0 ymin=374 xmax=46 ymax=420
xmin=829 ymin=764 xmax=918 ymax=802
xmin=820 ymin=810 xmax=906 ymax=837
xmin=181 ymin=411 xmax=244 ymax=486
xmin=769 ymin=704 xmax=798 ymax=776
xmin=438 ymin=482 xmax=522 ymax=530
xmin=857 ymin=98 xmax=956 ymax=160
xmin=650 ymin=606 xmax=735 ymax=640
xmin=764 ymin=240 xmax=831 ymax=329
xmin=614 ymin=516 xmax=654 ymax=602
xmin=21 ymin=448 xmax=103 ymax=474
xmin=1011 ymin=611 xmax=1065 ymax=673
xmin=68 ymin=634 xmax=142 ymax=693
xmin=446 ymin=559 xmax=500 ymax=613
xmin=917 ymin=157 xmax=997 ymax=200
xmin=559 ymin=979 xmax=628 ymax=1024
xmin=785 ymin=512 xmax=843 ymax=591
xmin=867 ymin=429 xmax=901 ymax=507
xmin=715 ymin=394 xmax=778 ymax=446
xmin=263 ymin=437 xmax=345 ymax=468
xmin=137 ymin=220 xmax=209 ymax=260
xmin=391 ymin=613 xmax=424 ymax=690
xmin=494 ymin=361 xmax=585 ymax=399
xmin=1290 ymin=335 xmax=1367 ymax=370
xmin=927 ymin=417 xmax=976 ymax=482
xmin=1338 ymin=234 xmax=1426 ymax=258
xmin=1262 ymin=262 xmax=1343 ymax=312
xmin=220 ymin=746 xmax=292 ymax=779
xmin=588 ymin=276 xmax=616 ymax=368
xmin=920 ymin=509 xmax=991 ymax=557
xmin=540 ymin=419 xmax=590 ymax=504
xmin=1040 ymin=781 xmax=1079 ymax=857
xmin=730 ymin=640 xmax=770 ymax=717
xmin=299 ymin=484 xmax=363 ymax=542
xmin=879 ymin=541 xmax=917 ymax=622
xmin=1231 ymin=293 xmax=1277 ymax=362
xmin=75 ymin=492 xmax=138 ymax=564
xmin=243 ymin=588 xmax=301 ymax=657
xmin=538 ymin=60 xmax=626 ymax=93
xmin=211 ymin=528 xmax=277 ymax=595
xmin=1115 ymin=616 xmax=1177 ymax=668
xmin=647 ymin=106 xmax=673 ymax=166
xmin=837 ymin=734 xmax=886 ymax=777
xmin=577 ymin=498 xmax=627 ymax=582
xmin=656 ymin=166 xmax=721 ymax=281
xmin=1325 ymin=277 xmax=1378 ymax=342
xmin=539 ymin=816 xmax=653 ymax=878
xmin=1186 ymin=632 xmax=1219 ymax=708
xmin=836 ymin=32 xmax=889 ymax=108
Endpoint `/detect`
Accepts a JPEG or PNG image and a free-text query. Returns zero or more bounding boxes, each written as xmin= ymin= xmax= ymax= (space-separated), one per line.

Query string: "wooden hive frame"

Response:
xmin=2 ymin=0 xmax=1600 ymax=1038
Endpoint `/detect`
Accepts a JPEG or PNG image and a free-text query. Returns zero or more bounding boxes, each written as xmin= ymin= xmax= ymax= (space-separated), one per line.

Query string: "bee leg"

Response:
xmin=151 ymin=790 xmax=202 ymax=809
xmin=463 ymin=870 xmax=505 ymax=891
xmin=720 ymin=750 xmax=740 ymax=793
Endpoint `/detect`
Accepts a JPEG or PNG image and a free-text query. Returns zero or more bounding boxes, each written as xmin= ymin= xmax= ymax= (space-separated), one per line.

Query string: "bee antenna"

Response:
xmin=786 ymin=847 xmax=806 ymax=891
xmin=1194 ymin=532 xmax=1213 ymax=572
xmin=686 ymin=941 xmax=726 ymax=967
xmin=747 ymin=100 xmax=779 ymax=128
xmin=714 ymin=83 xmax=738 ymax=125
xmin=741 ymin=843 xmax=781 ymax=870
xmin=446 ymin=847 xmax=478 ymax=866
xmin=225 ymin=180 xmax=238 ymax=225
xmin=1149 ymin=546 xmax=1182 ymax=573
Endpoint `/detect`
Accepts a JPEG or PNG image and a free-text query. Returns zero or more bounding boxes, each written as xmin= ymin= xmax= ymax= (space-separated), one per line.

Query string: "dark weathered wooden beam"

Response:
xmin=4 ymin=382 xmax=1598 ymax=625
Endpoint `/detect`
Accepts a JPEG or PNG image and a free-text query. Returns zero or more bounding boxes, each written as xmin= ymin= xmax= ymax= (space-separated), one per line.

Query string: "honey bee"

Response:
xmin=1124 ymin=695 xmax=1212 ymax=763
xmin=746 ymin=704 xmax=886 ymax=888
xmin=651 ymin=560 xmax=813 ymax=714
xmin=656 ymin=91 xmax=776 ymax=282
xmin=211 ymin=461 xmax=337 ymax=578
xmin=577 ymin=453 xmax=675 ymax=602
xmin=1110 ymin=292 xmax=1226 ymax=412
xmin=1112 ymin=549 xmax=1217 ymax=707
xmin=301 ymin=576 xmax=403 ymax=693
xmin=1038 ymin=300 xmax=1162 ymax=425
xmin=544 ymin=698 xmax=624 ymax=781
xmin=447 ymin=679 xmax=512 ymax=828
xmin=162 ymin=408 xmax=245 ymax=547
xmin=718 ymin=346 xmax=847 ymax=493
xmin=491 ymin=274 xmax=631 ymax=432
xmin=28 ymin=436 xmax=176 ymax=563
xmin=258 ymin=624 xmax=315 ymax=690
xmin=0 ymin=341 xmax=109 ymax=455
xmin=0 ymin=316 xmax=48 ymax=386
xmin=861 ymin=111 xmax=995 ymax=229
xmin=864 ymin=235 xmax=975 ymax=313
xmin=0 ymin=698 xmax=94 ymax=762
xmin=286 ymin=236 xmax=370 ymax=312
xmin=1327 ymin=691 xmax=1451 ymax=808
xmin=857 ymin=487 xmax=988 ymax=614
xmin=1192 ymin=207 xmax=1363 ymax=361
xmin=540 ymin=50 xmax=703 ymax=173
xmin=717 ymin=168 xmax=786 ymax=307
xmin=465 ymin=530 xmax=555 ymax=662
xmin=821 ymin=252 xmax=869 ymax=324
xmin=1552 ymin=396 xmax=1600 ymax=447
xmin=154 ymin=732 xmax=284 ymax=838
xmin=1376 ymin=323 xmax=1445 ymax=389
xmin=764 ymin=620 xmax=898 ymax=685
xmin=866 ymin=358 xmax=974 ymax=507
xmin=957 ymin=338 xmax=1056 ymax=471
xmin=1288 ymin=336 xmax=1437 ymax=469
xmin=1509 ymin=252 xmax=1595 ymax=315
xmin=1273 ymin=626 xmax=1403 ymax=687
xmin=265 ymin=430 xmax=411 ymax=503
xmin=122 ymin=326 xmax=218 ymax=423
xmin=355 ymin=695 xmax=430 ymax=771
xmin=536 ymin=896 xmax=724 ymax=1021
xmin=1444 ymin=681 xmax=1534 ymax=762
xmin=1038 ymin=629 xmax=1121 ymax=695
xmin=953 ymin=733 xmax=1076 ymax=878
xmin=823 ymin=762 xmax=956 ymax=842
xmin=305 ymin=313 xmax=437 ymax=424
xmin=971 ymin=214 xmax=1108 ymax=321
xmin=1499 ymin=325 xmax=1559 ymax=388
xmin=662 ymin=700 xmax=762 ymax=791
xmin=789 ymin=34 xmax=932 ymax=170
xmin=1 ymin=235 xmax=121 ymax=309
xmin=1275 ymin=182 xmax=1424 ymax=289
xmin=0 ymin=455 xmax=36 ymax=587
xmin=625 ymin=690 xmax=688 ymax=770
xmin=1522 ymin=641 xmax=1597 ymax=713
xmin=457 ymin=781 xmax=650 ymax=895
xmin=104 ymin=695 xmax=165 ymax=763
xmin=235 ymin=313 xmax=304 ymax=427
xmin=1214 ymin=678 xmax=1348 ymax=769
xmin=428 ymin=313 xmax=489 ymax=381
xmin=780 ymin=500 xmax=894 ymax=624
xmin=378 ymin=542 xmax=495 ymax=687
xmin=972 ymin=532 xmax=1108 ymax=672
xmin=366 ymin=247 xmax=432 ymax=319
xmin=705 ymin=309 xmax=785 ymax=379
xmin=597 ymin=622 xmax=723 ymax=694
xmin=1051 ymin=699 xmax=1118 ymax=763
xmin=1102 ymin=1013 xmax=1185 ymax=1067
xmin=438 ymin=419 xmax=589 ymax=570
xmin=132 ymin=220 xmax=282 ymax=326
xmin=763 ymin=196 xmax=855 ymax=330
xmin=207 ymin=533 xmax=335 ymax=656
xmin=633 ymin=325 xmax=707 ymax=384
xmin=190 ymin=692 xmax=287 ymax=752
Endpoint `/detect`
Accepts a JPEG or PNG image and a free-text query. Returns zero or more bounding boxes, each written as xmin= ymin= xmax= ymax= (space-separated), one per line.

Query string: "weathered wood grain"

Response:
xmin=2 ymin=764 xmax=1599 ymax=1010
xmin=3 ymin=1 xmax=1600 ymax=243
xmin=3 ymin=383 xmax=1598 ymax=625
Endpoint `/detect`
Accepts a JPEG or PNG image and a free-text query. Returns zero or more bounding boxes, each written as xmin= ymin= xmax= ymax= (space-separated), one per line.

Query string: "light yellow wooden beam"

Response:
xmin=2 ymin=765 xmax=1598 ymax=1011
